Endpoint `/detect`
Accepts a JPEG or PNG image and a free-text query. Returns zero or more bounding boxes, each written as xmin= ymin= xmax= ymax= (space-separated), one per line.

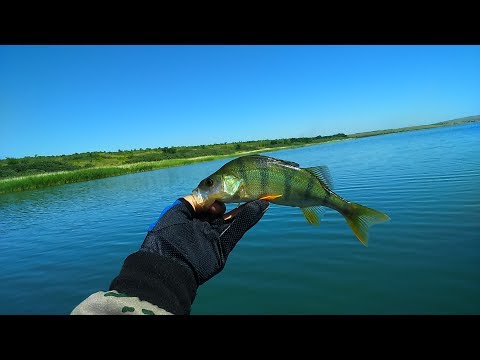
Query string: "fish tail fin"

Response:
xmin=342 ymin=202 xmax=390 ymax=246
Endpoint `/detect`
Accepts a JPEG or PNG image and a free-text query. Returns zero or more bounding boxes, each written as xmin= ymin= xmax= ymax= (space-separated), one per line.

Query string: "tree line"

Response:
xmin=0 ymin=133 xmax=347 ymax=179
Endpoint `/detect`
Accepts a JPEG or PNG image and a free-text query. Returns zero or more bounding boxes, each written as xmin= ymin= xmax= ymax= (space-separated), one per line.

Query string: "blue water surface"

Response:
xmin=0 ymin=123 xmax=479 ymax=314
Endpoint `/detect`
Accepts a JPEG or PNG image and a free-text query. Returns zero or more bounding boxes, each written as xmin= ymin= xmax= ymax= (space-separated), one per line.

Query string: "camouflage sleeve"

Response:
xmin=71 ymin=251 xmax=198 ymax=315
xmin=71 ymin=290 xmax=172 ymax=315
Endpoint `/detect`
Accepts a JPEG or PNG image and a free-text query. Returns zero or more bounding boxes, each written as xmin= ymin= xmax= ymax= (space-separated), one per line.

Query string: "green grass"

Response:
xmin=0 ymin=168 xmax=125 ymax=193
xmin=0 ymin=133 xmax=349 ymax=194
xmin=0 ymin=157 xmax=215 ymax=194
xmin=0 ymin=147 xmax=304 ymax=194
xmin=1 ymin=114 xmax=478 ymax=195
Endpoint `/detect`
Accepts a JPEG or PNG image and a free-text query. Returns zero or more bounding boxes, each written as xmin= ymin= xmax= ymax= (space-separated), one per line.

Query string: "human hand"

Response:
xmin=140 ymin=196 xmax=269 ymax=285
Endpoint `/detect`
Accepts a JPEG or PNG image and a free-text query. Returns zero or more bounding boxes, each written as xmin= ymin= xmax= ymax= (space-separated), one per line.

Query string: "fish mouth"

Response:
xmin=192 ymin=188 xmax=217 ymax=209
xmin=192 ymin=188 xmax=206 ymax=206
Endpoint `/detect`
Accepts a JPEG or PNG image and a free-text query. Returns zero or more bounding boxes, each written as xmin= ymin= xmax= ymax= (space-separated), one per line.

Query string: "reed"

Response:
xmin=0 ymin=154 xmax=242 ymax=194
xmin=0 ymin=137 xmax=354 ymax=194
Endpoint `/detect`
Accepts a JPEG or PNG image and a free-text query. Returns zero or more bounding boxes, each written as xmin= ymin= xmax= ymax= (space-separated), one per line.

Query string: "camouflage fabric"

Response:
xmin=71 ymin=290 xmax=172 ymax=315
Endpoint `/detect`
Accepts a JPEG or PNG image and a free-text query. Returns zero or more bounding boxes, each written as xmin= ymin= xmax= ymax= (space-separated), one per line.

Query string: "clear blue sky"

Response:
xmin=1 ymin=45 xmax=479 ymax=159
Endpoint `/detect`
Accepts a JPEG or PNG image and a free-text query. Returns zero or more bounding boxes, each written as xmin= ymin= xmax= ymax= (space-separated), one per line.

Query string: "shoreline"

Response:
xmin=0 ymin=143 xmax=323 ymax=194
xmin=1 ymin=119 xmax=477 ymax=195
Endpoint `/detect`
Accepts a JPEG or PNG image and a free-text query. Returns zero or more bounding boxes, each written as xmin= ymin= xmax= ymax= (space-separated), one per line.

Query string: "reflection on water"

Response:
xmin=1 ymin=123 xmax=479 ymax=314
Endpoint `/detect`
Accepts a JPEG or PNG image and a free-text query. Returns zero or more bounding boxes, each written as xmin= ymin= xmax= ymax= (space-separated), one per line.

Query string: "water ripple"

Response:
xmin=1 ymin=123 xmax=479 ymax=314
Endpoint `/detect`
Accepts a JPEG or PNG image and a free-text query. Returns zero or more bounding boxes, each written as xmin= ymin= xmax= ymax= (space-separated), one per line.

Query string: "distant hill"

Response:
xmin=349 ymin=115 xmax=480 ymax=138
xmin=431 ymin=115 xmax=480 ymax=126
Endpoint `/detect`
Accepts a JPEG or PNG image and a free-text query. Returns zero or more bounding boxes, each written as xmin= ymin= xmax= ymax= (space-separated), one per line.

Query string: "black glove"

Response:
xmin=110 ymin=197 xmax=269 ymax=314
xmin=141 ymin=198 xmax=269 ymax=284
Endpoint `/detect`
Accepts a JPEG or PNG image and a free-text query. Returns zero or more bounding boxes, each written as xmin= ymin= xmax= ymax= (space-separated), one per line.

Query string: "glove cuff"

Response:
xmin=178 ymin=197 xmax=196 ymax=217
xmin=109 ymin=251 xmax=198 ymax=315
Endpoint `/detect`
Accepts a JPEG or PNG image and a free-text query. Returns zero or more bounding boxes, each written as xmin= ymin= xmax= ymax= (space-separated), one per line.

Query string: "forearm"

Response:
xmin=71 ymin=251 xmax=198 ymax=315
xmin=110 ymin=251 xmax=197 ymax=314
xmin=72 ymin=197 xmax=267 ymax=315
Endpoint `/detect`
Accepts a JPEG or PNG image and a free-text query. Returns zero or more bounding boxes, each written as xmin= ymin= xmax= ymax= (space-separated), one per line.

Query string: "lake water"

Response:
xmin=1 ymin=123 xmax=479 ymax=314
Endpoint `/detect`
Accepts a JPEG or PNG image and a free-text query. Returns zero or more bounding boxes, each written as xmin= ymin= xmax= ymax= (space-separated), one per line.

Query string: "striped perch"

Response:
xmin=192 ymin=155 xmax=389 ymax=246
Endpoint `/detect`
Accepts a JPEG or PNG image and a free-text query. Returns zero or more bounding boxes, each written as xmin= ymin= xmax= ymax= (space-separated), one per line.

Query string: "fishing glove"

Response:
xmin=110 ymin=198 xmax=269 ymax=314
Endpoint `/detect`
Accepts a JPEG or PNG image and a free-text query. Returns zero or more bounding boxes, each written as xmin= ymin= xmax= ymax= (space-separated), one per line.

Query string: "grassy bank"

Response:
xmin=1 ymin=114 xmax=478 ymax=195
xmin=0 ymin=131 xmax=349 ymax=194
xmin=0 ymin=145 xmax=310 ymax=194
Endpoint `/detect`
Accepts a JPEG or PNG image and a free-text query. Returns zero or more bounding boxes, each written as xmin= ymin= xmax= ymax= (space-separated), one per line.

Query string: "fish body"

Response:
xmin=192 ymin=154 xmax=390 ymax=246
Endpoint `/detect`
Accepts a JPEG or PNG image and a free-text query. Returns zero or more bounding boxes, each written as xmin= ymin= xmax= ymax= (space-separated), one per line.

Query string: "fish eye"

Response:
xmin=205 ymin=177 xmax=214 ymax=187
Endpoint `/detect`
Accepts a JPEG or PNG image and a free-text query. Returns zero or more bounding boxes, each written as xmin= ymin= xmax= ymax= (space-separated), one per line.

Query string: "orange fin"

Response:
xmin=223 ymin=207 xmax=241 ymax=221
xmin=259 ymin=194 xmax=282 ymax=201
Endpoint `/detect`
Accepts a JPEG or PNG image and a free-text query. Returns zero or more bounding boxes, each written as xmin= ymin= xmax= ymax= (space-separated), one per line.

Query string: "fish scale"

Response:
xmin=192 ymin=154 xmax=390 ymax=246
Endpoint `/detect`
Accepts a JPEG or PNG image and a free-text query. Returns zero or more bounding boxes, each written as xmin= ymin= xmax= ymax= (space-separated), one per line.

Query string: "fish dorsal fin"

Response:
xmin=264 ymin=156 xmax=300 ymax=168
xmin=301 ymin=206 xmax=326 ymax=225
xmin=241 ymin=154 xmax=300 ymax=168
xmin=304 ymin=165 xmax=334 ymax=189
xmin=239 ymin=154 xmax=300 ymax=168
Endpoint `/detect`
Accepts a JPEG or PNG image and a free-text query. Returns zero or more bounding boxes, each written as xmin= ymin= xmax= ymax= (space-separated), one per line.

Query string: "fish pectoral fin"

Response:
xmin=301 ymin=206 xmax=326 ymax=225
xmin=259 ymin=194 xmax=283 ymax=201
xmin=223 ymin=207 xmax=241 ymax=221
